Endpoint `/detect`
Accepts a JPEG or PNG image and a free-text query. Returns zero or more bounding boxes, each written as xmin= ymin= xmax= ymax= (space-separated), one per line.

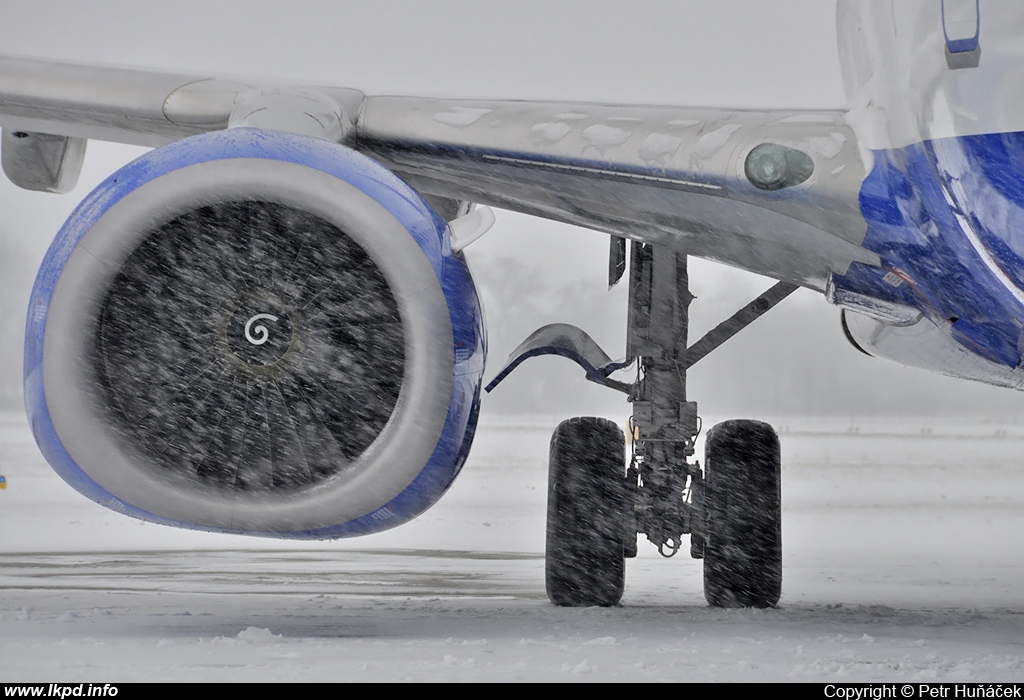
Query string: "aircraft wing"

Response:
xmin=0 ymin=54 xmax=877 ymax=289
xmin=0 ymin=54 xmax=253 ymax=145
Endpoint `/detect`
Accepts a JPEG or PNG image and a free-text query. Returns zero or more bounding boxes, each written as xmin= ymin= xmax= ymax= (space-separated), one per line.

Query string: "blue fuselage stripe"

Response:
xmin=835 ymin=132 xmax=1024 ymax=368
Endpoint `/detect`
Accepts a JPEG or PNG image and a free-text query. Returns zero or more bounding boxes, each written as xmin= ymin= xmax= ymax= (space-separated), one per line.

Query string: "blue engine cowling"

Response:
xmin=24 ymin=128 xmax=485 ymax=538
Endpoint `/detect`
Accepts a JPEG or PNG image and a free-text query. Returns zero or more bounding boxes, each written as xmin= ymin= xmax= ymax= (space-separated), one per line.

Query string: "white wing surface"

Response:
xmin=0 ymin=54 xmax=877 ymax=288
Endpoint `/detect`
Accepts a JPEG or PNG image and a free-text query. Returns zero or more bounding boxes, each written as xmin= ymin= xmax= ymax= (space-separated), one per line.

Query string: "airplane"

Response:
xmin=0 ymin=0 xmax=1015 ymax=609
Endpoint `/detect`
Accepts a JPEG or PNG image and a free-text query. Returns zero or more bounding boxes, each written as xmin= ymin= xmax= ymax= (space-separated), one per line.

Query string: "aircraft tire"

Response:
xmin=702 ymin=419 xmax=781 ymax=608
xmin=545 ymin=417 xmax=626 ymax=607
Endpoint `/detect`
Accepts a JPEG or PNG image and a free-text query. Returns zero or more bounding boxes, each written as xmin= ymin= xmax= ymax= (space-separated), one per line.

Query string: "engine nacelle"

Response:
xmin=24 ymin=128 xmax=485 ymax=538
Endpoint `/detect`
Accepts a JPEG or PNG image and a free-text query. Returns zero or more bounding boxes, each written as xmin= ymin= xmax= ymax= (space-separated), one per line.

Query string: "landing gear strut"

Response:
xmin=486 ymin=241 xmax=796 ymax=607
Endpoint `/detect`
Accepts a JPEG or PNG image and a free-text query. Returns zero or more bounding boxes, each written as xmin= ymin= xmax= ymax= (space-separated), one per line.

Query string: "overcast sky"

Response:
xmin=0 ymin=1 xmax=846 ymax=107
xmin=1 ymin=1 xmax=1022 ymax=419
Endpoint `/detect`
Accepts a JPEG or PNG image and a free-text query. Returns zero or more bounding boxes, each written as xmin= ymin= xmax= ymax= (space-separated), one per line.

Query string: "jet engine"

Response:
xmin=24 ymin=128 xmax=485 ymax=538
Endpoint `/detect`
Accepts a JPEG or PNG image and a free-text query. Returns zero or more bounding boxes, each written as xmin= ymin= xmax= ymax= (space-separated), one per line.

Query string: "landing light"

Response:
xmin=744 ymin=143 xmax=813 ymax=191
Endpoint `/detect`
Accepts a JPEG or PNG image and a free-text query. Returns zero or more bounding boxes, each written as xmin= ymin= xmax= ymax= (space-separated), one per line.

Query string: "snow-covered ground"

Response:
xmin=2 ymin=410 xmax=1024 ymax=682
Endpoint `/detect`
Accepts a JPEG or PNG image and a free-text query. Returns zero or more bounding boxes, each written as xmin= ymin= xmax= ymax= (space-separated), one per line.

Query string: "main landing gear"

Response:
xmin=487 ymin=240 xmax=796 ymax=607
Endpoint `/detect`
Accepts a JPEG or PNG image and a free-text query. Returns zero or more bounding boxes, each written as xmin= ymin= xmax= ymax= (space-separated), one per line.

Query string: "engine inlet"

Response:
xmin=94 ymin=200 xmax=404 ymax=492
